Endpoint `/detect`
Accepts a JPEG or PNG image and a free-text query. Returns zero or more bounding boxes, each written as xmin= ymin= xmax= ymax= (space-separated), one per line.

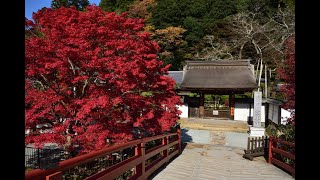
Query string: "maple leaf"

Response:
xmin=277 ymin=36 xmax=295 ymax=125
xmin=25 ymin=5 xmax=181 ymax=154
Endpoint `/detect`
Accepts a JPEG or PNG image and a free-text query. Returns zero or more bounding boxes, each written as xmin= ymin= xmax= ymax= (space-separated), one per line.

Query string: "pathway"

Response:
xmin=150 ymin=118 xmax=294 ymax=179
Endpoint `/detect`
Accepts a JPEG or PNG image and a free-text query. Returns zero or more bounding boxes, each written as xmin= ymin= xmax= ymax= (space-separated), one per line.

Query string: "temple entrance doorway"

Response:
xmin=204 ymin=95 xmax=229 ymax=119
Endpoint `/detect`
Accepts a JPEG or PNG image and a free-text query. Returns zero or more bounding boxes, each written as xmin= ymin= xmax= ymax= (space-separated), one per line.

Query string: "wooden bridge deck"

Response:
xmin=150 ymin=143 xmax=294 ymax=180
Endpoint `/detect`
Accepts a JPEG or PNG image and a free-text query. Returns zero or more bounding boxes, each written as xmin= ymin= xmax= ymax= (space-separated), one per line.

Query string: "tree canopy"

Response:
xmin=51 ymin=0 xmax=90 ymax=11
xmin=99 ymin=0 xmax=135 ymax=14
xmin=25 ymin=6 xmax=181 ymax=154
xmin=277 ymin=36 xmax=295 ymax=124
xmin=150 ymin=0 xmax=238 ymax=45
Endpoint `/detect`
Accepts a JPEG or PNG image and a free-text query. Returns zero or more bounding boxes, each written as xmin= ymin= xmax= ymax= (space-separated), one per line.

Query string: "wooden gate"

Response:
xmin=243 ymin=136 xmax=268 ymax=160
xmin=186 ymin=97 xmax=200 ymax=118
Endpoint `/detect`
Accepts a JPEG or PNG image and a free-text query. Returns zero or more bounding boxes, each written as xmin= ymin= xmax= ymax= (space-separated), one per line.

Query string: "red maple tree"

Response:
xmin=25 ymin=6 xmax=181 ymax=153
xmin=277 ymin=36 xmax=295 ymax=125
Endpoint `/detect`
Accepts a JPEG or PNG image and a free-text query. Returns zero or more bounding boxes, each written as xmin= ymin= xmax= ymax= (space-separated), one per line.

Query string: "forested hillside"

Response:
xmin=98 ymin=0 xmax=295 ymax=99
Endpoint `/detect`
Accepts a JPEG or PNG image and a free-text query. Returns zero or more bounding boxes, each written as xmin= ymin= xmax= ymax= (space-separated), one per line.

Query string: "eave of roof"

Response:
xmin=180 ymin=60 xmax=257 ymax=91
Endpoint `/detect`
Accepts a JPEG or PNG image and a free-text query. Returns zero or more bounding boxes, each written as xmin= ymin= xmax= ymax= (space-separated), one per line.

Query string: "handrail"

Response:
xmin=268 ymin=136 xmax=295 ymax=177
xmin=25 ymin=128 xmax=181 ymax=180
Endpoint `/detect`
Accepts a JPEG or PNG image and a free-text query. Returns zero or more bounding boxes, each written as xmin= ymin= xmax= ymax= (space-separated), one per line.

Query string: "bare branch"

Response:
xmin=68 ymin=58 xmax=76 ymax=76
xmin=82 ymin=79 xmax=88 ymax=97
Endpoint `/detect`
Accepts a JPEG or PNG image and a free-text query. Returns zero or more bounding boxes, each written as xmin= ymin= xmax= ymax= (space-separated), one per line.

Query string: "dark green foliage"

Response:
xmin=51 ymin=0 xmax=90 ymax=11
xmin=236 ymin=0 xmax=251 ymax=12
xmin=266 ymin=123 xmax=294 ymax=142
xmin=150 ymin=0 xmax=238 ymax=45
xmin=99 ymin=0 xmax=135 ymax=13
xmin=245 ymin=0 xmax=292 ymax=22
xmin=160 ymin=50 xmax=186 ymax=71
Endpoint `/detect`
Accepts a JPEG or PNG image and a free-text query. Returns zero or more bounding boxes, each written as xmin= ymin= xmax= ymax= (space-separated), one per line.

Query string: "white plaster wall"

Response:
xmin=234 ymin=102 xmax=265 ymax=123
xmin=234 ymin=103 xmax=250 ymax=122
xmin=268 ymin=103 xmax=279 ymax=124
xmin=281 ymin=108 xmax=291 ymax=125
xmin=177 ymin=104 xmax=188 ymax=118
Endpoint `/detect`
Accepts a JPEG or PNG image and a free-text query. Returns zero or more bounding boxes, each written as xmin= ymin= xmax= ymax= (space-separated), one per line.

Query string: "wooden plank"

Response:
xmin=271 ymin=158 xmax=295 ymax=175
xmin=272 ymin=147 xmax=295 ymax=160
xmin=255 ymin=137 xmax=258 ymax=153
xmin=145 ymin=141 xmax=178 ymax=160
xmin=243 ymin=154 xmax=253 ymax=161
xmin=85 ymin=156 xmax=143 ymax=180
xmin=146 ymin=155 xmax=165 ymax=172
xmin=251 ymin=138 xmax=254 ymax=154
xmin=247 ymin=137 xmax=250 ymax=153
xmin=243 ymin=151 xmax=264 ymax=161
xmin=26 ymin=132 xmax=180 ymax=180
xmin=249 ymin=152 xmax=264 ymax=157
xmin=258 ymin=137 xmax=261 ymax=153
xmin=46 ymin=172 xmax=62 ymax=180
xmin=143 ymin=133 xmax=176 ymax=142
xmin=272 ymin=138 xmax=295 ymax=147
xmin=145 ymin=144 xmax=164 ymax=155
xmin=268 ymin=138 xmax=273 ymax=163
xmin=167 ymin=149 xmax=179 ymax=160
xmin=138 ymin=150 xmax=179 ymax=180
xmin=26 ymin=140 xmax=141 ymax=180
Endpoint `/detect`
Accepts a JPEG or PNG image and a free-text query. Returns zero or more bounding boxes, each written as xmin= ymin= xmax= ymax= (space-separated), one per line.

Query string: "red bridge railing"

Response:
xmin=268 ymin=137 xmax=295 ymax=177
xmin=25 ymin=128 xmax=181 ymax=180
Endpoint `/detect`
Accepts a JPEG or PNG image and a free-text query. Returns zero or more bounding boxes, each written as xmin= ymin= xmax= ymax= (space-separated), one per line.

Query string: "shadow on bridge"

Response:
xmin=180 ymin=128 xmax=193 ymax=152
xmin=148 ymin=128 xmax=192 ymax=180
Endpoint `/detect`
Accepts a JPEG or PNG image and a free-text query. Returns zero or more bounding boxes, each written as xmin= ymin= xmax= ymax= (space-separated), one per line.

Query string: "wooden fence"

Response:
xmin=25 ymin=129 xmax=181 ymax=180
xmin=243 ymin=136 xmax=268 ymax=160
xmin=268 ymin=137 xmax=295 ymax=177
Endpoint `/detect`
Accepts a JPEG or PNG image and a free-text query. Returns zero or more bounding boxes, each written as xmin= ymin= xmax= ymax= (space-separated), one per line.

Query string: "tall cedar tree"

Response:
xmin=25 ymin=6 xmax=181 ymax=154
xmin=277 ymin=36 xmax=295 ymax=124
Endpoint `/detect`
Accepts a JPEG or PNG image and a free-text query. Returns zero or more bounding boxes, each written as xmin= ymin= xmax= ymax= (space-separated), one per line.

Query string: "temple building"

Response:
xmin=168 ymin=59 xmax=258 ymax=121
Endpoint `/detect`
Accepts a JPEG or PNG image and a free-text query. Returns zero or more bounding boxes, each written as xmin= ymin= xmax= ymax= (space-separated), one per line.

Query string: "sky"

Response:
xmin=25 ymin=0 xmax=102 ymax=20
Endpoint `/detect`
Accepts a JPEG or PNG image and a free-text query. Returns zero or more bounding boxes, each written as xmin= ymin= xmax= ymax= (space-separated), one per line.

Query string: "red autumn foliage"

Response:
xmin=25 ymin=5 xmax=181 ymax=154
xmin=277 ymin=36 xmax=295 ymax=124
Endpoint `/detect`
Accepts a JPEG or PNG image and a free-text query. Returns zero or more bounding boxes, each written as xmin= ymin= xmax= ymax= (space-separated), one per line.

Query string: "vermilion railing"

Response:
xmin=25 ymin=128 xmax=181 ymax=180
xmin=268 ymin=137 xmax=295 ymax=177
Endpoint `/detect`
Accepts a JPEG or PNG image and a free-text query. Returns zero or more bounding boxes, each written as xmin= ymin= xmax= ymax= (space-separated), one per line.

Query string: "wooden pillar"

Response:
xmin=177 ymin=126 xmax=182 ymax=154
xmin=162 ymin=136 xmax=168 ymax=164
xmin=199 ymin=92 xmax=204 ymax=118
xmin=229 ymin=94 xmax=235 ymax=120
xmin=135 ymin=142 xmax=145 ymax=177
xmin=268 ymin=137 xmax=273 ymax=163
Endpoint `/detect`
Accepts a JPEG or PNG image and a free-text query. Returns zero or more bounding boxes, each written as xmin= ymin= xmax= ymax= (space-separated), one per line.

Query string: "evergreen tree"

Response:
xmin=99 ymin=0 xmax=135 ymax=13
xmin=51 ymin=0 xmax=90 ymax=11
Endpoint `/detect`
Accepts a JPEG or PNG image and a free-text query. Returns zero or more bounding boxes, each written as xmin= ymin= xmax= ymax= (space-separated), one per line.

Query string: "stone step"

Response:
xmin=181 ymin=125 xmax=249 ymax=133
xmin=179 ymin=118 xmax=249 ymax=133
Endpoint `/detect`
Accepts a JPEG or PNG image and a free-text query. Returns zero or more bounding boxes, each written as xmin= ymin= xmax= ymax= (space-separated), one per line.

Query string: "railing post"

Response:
xmin=141 ymin=141 xmax=145 ymax=176
xmin=292 ymin=160 xmax=295 ymax=177
xmin=135 ymin=141 xmax=146 ymax=176
xmin=177 ymin=126 xmax=181 ymax=154
xmin=135 ymin=141 xmax=145 ymax=177
xmin=162 ymin=136 xmax=169 ymax=164
xmin=37 ymin=148 xmax=41 ymax=169
xmin=268 ymin=137 xmax=273 ymax=163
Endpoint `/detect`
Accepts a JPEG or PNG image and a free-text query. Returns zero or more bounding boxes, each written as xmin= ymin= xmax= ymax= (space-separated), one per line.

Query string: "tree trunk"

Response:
xmin=258 ymin=59 xmax=263 ymax=91
xmin=265 ymin=64 xmax=268 ymax=98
